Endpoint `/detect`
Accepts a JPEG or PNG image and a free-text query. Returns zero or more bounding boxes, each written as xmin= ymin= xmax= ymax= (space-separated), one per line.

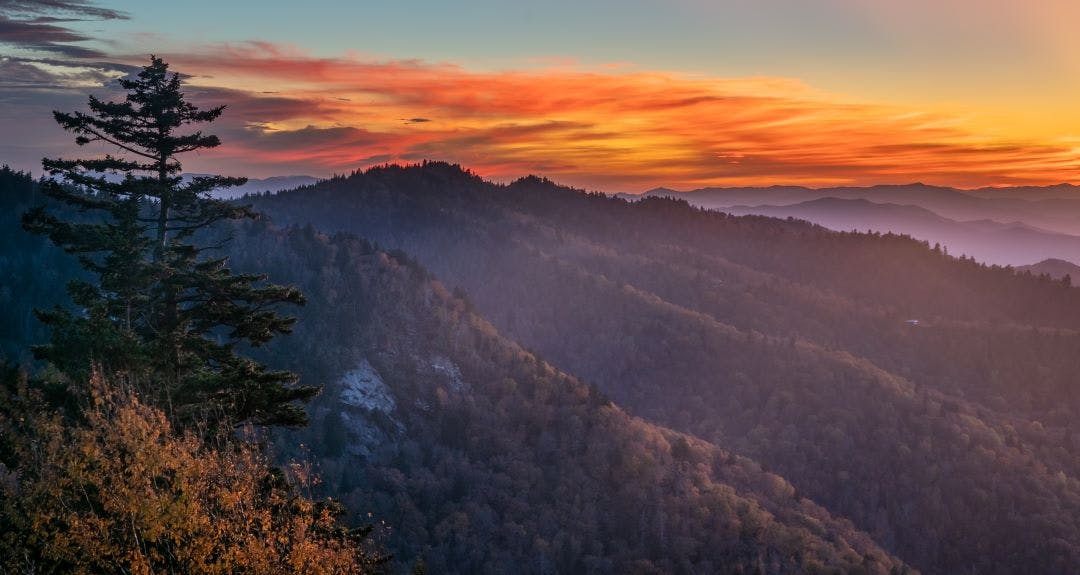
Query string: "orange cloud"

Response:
xmin=150 ymin=43 xmax=1080 ymax=190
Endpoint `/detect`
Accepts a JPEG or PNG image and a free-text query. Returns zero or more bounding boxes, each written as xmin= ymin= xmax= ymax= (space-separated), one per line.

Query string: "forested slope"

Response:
xmin=249 ymin=162 xmax=1080 ymax=574
xmin=7 ymin=162 xmax=1079 ymax=573
xmin=228 ymin=223 xmax=912 ymax=574
xmin=0 ymin=166 xmax=912 ymax=574
xmin=0 ymin=167 xmax=81 ymax=362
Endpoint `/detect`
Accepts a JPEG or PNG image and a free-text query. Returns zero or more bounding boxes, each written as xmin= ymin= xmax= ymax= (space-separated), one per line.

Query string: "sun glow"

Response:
xmin=153 ymin=44 xmax=1080 ymax=189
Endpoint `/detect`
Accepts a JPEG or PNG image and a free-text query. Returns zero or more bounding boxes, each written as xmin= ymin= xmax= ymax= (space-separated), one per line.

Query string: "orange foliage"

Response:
xmin=0 ymin=371 xmax=384 ymax=575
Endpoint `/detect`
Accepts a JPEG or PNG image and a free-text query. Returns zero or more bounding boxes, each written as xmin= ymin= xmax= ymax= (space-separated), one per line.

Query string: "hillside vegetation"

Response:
xmin=0 ymin=167 xmax=912 ymax=574
xmin=248 ymin=162 xmax=1080 ymax=574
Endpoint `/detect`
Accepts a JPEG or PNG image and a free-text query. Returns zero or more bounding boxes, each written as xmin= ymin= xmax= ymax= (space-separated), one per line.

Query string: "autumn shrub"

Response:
xmin=0 ymin=368 xmax=384 ymax=575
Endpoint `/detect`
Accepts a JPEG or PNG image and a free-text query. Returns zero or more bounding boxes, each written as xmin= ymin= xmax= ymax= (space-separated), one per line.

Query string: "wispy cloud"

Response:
xmin=144 ymin=43 xmax=1080 ymax=189
xmin=1 ymin=0 xmax=127 ymax=21
xmin=0 ymin=0 xmax=126 ymax=58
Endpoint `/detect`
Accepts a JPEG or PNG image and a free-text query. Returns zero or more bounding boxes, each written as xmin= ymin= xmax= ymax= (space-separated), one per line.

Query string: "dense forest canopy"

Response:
xmin=1 ymin=164 xmax=917 ymax=574
xmin=243 ymin=162 xmax=1080 ymax=575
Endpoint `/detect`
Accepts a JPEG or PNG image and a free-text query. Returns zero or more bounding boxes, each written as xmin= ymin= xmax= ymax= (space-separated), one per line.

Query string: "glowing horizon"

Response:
xmin=1 ymin=1 xmax=1079 ymax=191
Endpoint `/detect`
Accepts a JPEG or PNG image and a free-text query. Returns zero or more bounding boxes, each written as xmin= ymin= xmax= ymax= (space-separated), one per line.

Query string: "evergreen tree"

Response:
xmin=22 ymin=56 xmax=317 ymax=427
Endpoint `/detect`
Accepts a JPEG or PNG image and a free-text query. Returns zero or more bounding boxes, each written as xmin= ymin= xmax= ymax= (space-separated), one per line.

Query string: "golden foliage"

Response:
xmin=0 ymin=371 xmax=383 ymax=575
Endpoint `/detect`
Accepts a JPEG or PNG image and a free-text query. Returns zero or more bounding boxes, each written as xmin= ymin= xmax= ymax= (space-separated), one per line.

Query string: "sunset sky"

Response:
xmin=2 ymin=0 xmax=1079 ymax=191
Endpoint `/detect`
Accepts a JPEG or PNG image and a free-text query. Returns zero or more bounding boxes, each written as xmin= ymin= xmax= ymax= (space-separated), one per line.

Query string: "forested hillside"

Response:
xmin=1017 ymin=258 xmax=1080 ymax=280
xmin=0 ymin=167 xmax=81 ymax=361
xmin=247 ymin=162 xmax=1080 ymax=575
xmin=0 ymin=169 xmax=911 ymax=574
xmin=226 ymin=223 xmax=911 ymax=574
xmin=6 ymin=161 xmax=1080 ymax=573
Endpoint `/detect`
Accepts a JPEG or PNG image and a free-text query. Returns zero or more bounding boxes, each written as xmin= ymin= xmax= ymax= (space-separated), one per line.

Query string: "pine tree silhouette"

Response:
xmin=23 ymin=56 xmax=317 ymax=427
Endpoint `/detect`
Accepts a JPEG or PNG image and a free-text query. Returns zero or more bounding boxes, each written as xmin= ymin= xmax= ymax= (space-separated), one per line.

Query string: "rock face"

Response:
xmin=337 ymin=359 xmax=398 ymax=456
xmin=333 ymin=356 xmax=467 ymax=457
xmin=340 ymin=359 xmax=395 ymax=413
xmin=430 ymin=355 xmax=464 ymax=392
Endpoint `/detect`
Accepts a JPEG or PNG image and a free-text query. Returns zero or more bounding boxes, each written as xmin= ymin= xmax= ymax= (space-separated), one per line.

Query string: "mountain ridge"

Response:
xmin=1016 ymin=257 xmax=1080 ymax=280
xmin=228 ymin=221 xmax=915 ymax=574
xmin=718 ymin=196 xmax=1080 ymax=265
xmin=635 ymin=181 xmax=1080 ymax=238
xmin=1 ymin=164 xmax=915 ymax=574
xmin=244 ymin=161 xmax=1080 ymax=574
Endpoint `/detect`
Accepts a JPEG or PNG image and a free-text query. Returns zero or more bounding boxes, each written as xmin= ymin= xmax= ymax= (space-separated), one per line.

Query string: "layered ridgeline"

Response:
xmin=642 ymin=183 xmax=1080 ymax=267
xmin=718 ymin=197 xmax=1080 ymax=268
xmin=0 ymin=167 xmax=910 ymax=574
xmin=248 ymin=163 xmax=1080 ymax=575
xmin=642 ymin=182 xmax=1080 ymax=238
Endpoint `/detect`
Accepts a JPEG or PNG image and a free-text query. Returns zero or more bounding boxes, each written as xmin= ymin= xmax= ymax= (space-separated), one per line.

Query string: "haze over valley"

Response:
xmin=642 ymin=184 xmax=1080 ymax=268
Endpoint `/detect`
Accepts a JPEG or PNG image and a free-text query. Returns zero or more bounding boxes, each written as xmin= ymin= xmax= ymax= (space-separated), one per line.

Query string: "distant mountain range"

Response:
xmin=968 ymin=183 xmax=1080 ymax=201
xmin=639 ymin=183 xmax=1080 ymax=267
xmin=642 ymin=183 xmax=1080 ymax=236
xmin=204 ymin=174 xmax=1080 ymax=268
xmin=186 ymin=174 xmax=320 ymax=198
xmin=643 ymin=182 xmax=1080 ymax=204
xmin=84 ymin=172 xmax=320 ymax=199
xmin=717 ymin=197 xmax=1080 ymax=266
xmin=214 ymin=178 xmax=1080 ymax=267
xmin=227 ymin=175 xmax=1080 ymax=269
